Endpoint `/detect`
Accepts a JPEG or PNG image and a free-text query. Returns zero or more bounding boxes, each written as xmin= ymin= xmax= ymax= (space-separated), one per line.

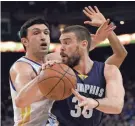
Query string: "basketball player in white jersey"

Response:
xmin=9 ymin=17 xmax=55 ymax=126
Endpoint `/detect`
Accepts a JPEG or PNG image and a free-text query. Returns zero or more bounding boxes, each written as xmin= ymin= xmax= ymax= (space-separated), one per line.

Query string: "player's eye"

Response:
xmin=44 ymin=31 xmax=49 ymax=35
xmin=33 ymin=31 xmax=40 ymax=35
xmin=65 ymin=41 xmax=70 ymax=45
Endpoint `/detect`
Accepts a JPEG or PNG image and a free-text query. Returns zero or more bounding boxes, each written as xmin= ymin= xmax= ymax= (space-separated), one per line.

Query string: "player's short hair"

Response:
xmin=19 ymin=17 xmax=49 ymax=50
xmin=62 ymin=25 xmax=91 ymax=52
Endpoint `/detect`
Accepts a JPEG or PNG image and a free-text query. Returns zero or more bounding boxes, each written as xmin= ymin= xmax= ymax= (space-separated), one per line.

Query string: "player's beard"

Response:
xmin=61 ymin=47 xmax=81 ymax=68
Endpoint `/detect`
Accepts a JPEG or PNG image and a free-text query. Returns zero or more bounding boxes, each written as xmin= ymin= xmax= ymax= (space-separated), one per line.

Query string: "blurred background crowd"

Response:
xmin=1 ymin=1 xmax=135 ymax=126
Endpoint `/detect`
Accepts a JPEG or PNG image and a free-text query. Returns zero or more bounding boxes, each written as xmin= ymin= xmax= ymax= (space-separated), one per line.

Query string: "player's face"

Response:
xmin=60 ymin=32 xmax=81 ymax=68
xmin=25 ymin=24 xmax=50 ymax=55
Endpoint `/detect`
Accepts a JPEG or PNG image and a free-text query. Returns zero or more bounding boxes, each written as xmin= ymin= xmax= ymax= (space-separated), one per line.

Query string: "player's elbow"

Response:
xmin=116 ymin=50 xmax=128 ymax=59
xmin=15 ymin=97 xmax=26 ymax=108
xmin=113 ymin=100 xmax=124 ymax=114
xmin=107 ymin=104 xmax=123 ymax=114
xmin=114 ymin=105 xmax=123 ymax=114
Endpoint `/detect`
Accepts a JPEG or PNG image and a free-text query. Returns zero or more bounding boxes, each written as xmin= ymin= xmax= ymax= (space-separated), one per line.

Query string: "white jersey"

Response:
xmin=9 ymin=57 xmax=54 ymax=126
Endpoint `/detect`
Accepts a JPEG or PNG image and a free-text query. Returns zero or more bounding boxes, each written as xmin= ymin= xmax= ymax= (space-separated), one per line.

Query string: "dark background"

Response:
xmin=1 ymin=1 xmax=135 ymax=126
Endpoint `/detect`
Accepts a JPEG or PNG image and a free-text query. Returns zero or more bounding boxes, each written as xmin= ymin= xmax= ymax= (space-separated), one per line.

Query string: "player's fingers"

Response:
xmin=106 ymin=19 xmax=110 ymax=24
xmin=94 ymin=6 xmax=100 ymax=13
xmin=84 ymin=21 xmax=93 ymax=26
xmin=84 ymin=7 xmax=93 ymax=15
xmin=54 ymin=60 xmax=61 ymax=64
xmin=46 ymin=60 xmax=60 ymax=67
xmin=72 ymin=89 xmax=84 ymax=100
xmin=83 ymin=10 xmax=92 ymax=18
xmin=82 ymin=106 xmax=89 ymax=115
xmin=78 ymin=101 xmax=87 ymax=107
xmin=42 ymin=64 xmax=47 ymax=70
xmin=105 ymin=22 xmax=116 ymax=31
xmin=106 ymin=26 xmax=116 ymax=32
xmin=88 ymin=6 xmax=96 ymax=13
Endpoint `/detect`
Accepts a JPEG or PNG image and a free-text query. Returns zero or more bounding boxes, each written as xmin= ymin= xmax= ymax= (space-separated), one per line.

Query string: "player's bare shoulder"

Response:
xmin=104 ymin=63 xmax=120 ymax=73
xmin=10 ymin=61 xmax=37 ymax=92
xmin=104 ymin=63 xmax=122 ymax=82
xmin=10 ymin=61 xmax=35 ymax=77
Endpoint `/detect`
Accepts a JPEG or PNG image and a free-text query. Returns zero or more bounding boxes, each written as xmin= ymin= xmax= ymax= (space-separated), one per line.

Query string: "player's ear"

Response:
xmin=21 ymin=38 xmax=28 ymax=48
xmin=81 ymin=40 xmax=88 ymax=49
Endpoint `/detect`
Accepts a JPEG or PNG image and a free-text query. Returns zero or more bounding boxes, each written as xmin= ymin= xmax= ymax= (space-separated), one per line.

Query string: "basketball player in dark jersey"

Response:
xmin=47 ymin=25 xmax=125 ymax=126
xmin=46 ymin=7 xmax=125 ymax=126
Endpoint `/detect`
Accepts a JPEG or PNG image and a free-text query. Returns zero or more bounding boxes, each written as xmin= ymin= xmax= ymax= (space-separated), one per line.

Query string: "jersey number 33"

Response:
xmin=70 ymin=96 xmax=93 ymax=118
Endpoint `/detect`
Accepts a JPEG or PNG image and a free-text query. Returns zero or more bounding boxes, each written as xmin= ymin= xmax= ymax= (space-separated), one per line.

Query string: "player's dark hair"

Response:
xmin=19 ymin=17 xmax=49 ymax=50
xmin=62 ymin=25 xmax=91 ymax=52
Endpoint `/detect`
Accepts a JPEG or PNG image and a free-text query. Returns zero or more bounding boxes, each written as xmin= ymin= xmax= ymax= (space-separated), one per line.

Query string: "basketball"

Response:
xmin=37 ymin=63 xmax=77 ymax=100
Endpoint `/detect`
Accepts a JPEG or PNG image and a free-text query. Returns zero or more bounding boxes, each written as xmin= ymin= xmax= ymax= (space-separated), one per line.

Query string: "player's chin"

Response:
xmin=40 ymin=49 xmax=48 ymax=54
xmin=62 ymin=58 xmax=68 ymax=65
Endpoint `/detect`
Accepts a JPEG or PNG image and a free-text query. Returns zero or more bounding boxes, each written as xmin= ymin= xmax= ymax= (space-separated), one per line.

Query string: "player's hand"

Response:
xmin=72 ymin=89 xmax=98 ymax=115
xmin=42 ymin=60 xmax=61 ymax=70
xmin=92 ymin=19 xmax=116 ymax=43
xmin=83 ymin=6 xmax=106 ymax=27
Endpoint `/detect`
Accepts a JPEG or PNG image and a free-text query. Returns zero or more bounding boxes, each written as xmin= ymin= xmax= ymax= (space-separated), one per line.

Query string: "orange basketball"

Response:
xmin=37 ymin=63 xmax=77 ymax=100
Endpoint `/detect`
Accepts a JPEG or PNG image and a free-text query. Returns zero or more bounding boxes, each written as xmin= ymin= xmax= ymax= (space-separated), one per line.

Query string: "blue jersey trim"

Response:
xmin=23 ymin=56 xmax=41 ymax=66
xmin=17 ymin=60 xmax=38 ymax=76
xmin=9 ymin=75 xmax=16 ymax=91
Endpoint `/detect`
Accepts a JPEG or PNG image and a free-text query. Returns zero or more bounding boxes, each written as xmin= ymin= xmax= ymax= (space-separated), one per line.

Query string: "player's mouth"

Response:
xmin=60 ymin=52 xmax=68 ymax=58
xmin=40 ymin=43 xmax=48 ymax=49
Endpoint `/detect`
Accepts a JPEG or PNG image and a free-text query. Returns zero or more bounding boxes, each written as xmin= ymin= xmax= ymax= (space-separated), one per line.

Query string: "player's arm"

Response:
xmin=83 ymin=6 xmax=127 ymax=68
xmin=95 ymin=64 xmax=125 ymax=114
xmin=105 ymin=32 xmax=127 ymax=68
xmin=89 ymin=19 xmax=116 ymax=51
xmin=72 ymin=64 xmax=125 ymax=114
xmin=10 ymin=62 xmax=44 ymax=108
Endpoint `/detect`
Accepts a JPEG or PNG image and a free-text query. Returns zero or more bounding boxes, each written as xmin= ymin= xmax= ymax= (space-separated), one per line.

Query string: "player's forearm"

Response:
xmin=108 ymin=31 xmax=128 ymax=57
xmin=89 ymin=39 xmax=98 ymax=51
xmin=15 ymin=76 xmax=43 ymax=108
xmin=95 ymin=97 xmax=124 ymax=114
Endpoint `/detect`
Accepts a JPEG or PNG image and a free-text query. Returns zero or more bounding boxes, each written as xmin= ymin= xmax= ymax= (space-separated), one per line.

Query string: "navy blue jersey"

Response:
xmin=48 ymin=61 xmax=106 ymax=126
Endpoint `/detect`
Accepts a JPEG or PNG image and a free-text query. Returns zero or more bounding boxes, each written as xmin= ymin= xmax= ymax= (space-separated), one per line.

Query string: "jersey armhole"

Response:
xmin=9 ymin=61 xmax=38 ymax=91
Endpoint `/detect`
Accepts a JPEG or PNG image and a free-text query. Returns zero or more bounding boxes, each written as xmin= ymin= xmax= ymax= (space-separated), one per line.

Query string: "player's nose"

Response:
xmin=60 ymin=45 xmax=66 ymax=52
xmin=40 ymin=32 xmax=46 ymax=41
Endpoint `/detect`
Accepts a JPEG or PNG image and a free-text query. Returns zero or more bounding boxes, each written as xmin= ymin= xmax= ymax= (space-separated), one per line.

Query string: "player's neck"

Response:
xmin=74 ymin=56 xmax=93 ymax=75
xmin=25 ymin=52 xmax=45 ymax=64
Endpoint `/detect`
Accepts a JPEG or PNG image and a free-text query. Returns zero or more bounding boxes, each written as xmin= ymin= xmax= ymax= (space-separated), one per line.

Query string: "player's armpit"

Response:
xmin=96 ymin=64 xmax=125 ymax=114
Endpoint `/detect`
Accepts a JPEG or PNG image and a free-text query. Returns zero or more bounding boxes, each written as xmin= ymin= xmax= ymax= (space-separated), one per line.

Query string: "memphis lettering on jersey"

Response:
xmin=76 ymin=83 xmax=104 ymax=97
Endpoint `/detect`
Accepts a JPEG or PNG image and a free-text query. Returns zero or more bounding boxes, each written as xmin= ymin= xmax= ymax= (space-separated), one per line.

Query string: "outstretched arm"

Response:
xmin=83 ymin=6 xmax=127 ymax=68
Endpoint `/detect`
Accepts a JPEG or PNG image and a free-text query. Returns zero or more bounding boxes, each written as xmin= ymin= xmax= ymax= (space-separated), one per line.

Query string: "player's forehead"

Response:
xmin=60 ymin=32 xmax=77 ymax=41
xmin=28 ymin=24 xmax=49 ymax=32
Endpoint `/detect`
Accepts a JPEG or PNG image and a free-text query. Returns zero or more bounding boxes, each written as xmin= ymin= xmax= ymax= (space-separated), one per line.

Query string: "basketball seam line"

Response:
xmin=44 ymin=68 xmax=75 ymax=89
xmin=58 ymin=64 xmax=76 ymax=89
xmin=45 ymin=67 xmax=70 ymax=98
xmin=38 ymin=76 xmax=65 ymax=99
xmin=61 ymin=75 xmax=66 ymax=100
xmin=38 ymin=76 xmax=64 ymax=85
xmin=58 ymin=64 xmax=76 ymax=77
